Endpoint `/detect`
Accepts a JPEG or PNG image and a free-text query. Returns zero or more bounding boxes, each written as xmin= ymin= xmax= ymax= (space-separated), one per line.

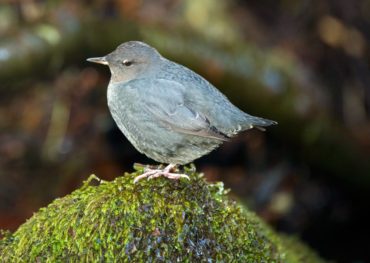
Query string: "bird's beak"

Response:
xmin=86 ymin=56 xmax=108 ymax=65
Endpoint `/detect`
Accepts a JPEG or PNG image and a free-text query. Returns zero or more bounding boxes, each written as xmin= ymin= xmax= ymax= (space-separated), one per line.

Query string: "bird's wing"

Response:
xmin=130 ymin=78 xmax=230 ymax=141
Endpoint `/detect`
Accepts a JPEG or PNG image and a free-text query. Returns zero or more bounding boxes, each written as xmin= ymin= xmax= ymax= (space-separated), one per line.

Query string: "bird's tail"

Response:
xmin=248 ymin=116 xmax=277 ymax=131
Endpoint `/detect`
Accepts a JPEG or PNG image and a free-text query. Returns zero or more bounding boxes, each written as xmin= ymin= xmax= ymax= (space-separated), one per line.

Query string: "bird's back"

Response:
xmin=156 ymin=59 xmax=276 ymax=136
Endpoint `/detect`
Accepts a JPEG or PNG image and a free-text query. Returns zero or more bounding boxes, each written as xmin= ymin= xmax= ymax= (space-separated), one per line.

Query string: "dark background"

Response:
xmin=0 ymin=1 xmax=369 ymax=262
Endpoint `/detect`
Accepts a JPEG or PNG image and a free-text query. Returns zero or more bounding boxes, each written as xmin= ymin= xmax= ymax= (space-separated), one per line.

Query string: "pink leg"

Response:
xmin=133 ymin=164 xmax=190 ymax=183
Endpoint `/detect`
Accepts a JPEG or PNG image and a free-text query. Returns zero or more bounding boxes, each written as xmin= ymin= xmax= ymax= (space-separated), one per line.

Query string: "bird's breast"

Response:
xmin=107 ymin=83 xmax=135 ymax=136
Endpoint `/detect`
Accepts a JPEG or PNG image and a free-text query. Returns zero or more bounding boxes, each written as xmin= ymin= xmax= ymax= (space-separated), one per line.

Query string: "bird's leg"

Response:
xmin=133 ymin=163 xmax=190 ymax=183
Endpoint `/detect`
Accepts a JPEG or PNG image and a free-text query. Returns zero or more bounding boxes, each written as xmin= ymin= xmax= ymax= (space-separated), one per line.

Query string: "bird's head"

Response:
xmin=87 ymin=41 xmax=162 ymax=83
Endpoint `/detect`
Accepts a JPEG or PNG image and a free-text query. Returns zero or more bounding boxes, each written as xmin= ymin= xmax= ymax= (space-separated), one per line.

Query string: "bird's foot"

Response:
xmin=133 ymin=164 xmax=190 ymax=183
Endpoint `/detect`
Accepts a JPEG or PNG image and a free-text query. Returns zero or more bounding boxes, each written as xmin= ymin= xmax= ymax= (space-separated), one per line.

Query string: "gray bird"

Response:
xmin=87 ymin=41 xmax=277 ymax=182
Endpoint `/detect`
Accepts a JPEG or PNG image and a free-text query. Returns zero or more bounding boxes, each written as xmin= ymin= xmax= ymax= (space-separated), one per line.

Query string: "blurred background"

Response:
xmin=0 ymin=0 xmax=369 ymax=262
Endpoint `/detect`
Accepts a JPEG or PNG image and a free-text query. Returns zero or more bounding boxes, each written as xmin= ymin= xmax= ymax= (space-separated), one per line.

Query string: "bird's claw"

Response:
xmin=147 ymin=172 xmax=189 ymax=181
xmin=133 ymin=164 xmax=190 ymax=183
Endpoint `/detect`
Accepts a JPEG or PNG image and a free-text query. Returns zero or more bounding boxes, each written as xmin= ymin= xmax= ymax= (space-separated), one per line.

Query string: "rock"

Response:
xmin=0 ymin=165 xmax=324 ymax=262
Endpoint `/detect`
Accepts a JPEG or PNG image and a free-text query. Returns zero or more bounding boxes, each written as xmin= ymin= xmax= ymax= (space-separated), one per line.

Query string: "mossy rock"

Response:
xmin=0 ymin=165 xmax=324 ymax=262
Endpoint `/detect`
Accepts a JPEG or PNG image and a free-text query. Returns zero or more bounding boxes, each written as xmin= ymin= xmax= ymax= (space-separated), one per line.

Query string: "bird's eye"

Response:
xmin=122 ymin=60 xmax=133 ymax=66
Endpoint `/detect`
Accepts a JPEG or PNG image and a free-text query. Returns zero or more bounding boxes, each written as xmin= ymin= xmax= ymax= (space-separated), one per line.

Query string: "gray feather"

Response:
xmin=89 ymin=41 xmax=277 ymax=164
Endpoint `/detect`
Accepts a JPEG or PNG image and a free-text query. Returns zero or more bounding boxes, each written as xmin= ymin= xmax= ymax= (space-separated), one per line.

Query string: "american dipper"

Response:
xmin=87 ymin=41 xmax=277 ymax=182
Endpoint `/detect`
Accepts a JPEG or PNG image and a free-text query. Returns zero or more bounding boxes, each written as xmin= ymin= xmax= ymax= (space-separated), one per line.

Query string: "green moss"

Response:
xmin=0 ymin=165 xmax=324 ymax=262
